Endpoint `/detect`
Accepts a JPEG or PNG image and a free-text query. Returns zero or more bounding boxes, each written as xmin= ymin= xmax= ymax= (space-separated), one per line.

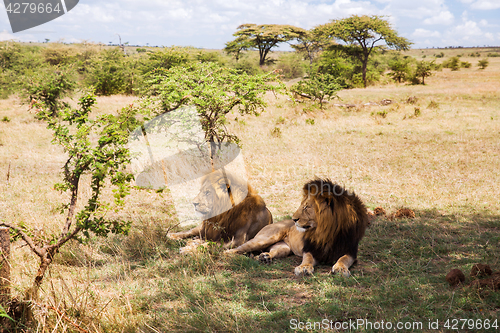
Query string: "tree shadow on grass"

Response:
xmin=109 ymin=209 xmax=500 ymax=332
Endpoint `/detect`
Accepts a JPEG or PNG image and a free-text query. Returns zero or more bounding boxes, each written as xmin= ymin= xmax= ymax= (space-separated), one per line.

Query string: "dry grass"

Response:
xmin=1 ymin=48 xmax=499 ymax=332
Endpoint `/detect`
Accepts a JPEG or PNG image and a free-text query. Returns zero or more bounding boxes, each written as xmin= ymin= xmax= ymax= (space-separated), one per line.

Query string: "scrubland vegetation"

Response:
xmin=0 ymin=36 xmax=499 ymax=332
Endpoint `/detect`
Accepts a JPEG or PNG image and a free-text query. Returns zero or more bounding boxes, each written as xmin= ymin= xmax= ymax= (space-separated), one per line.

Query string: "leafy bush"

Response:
xmin=195 ymin=50 xmax=225 ymax=65
xmin=291 ymin=72 xmax=341 ymax=109
xmin=85 ymin=48 xmax=131 ymax=96
xmin=478 ymin=58 xmax=489 ymax=70
xmin=23 ymin=66 xmax=76 ymax=116
xmin=276 ymin=52 xmax=306 ymax=79
xmin=42 ymin=47 xmax=74 ymax=66
xmin=232 ymin=57 xmax=263 ymax=75
xmin=460 ymin=61 xmax=471 ymax=68
xmin=442 ymin=56 xmax=460 ymax=71
xmin=388 ymin=57 xmax=410 ymax=83
xmin=486 ymin=52 xmax=500 ymax=57
xmin=141 ymin=47 xmax=190 ymax=74
xmin=315 ymin=50 xmax=355 ymax=88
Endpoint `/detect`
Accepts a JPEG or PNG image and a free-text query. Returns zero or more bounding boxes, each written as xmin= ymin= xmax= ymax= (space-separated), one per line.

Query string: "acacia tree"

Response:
xmin=226 ymin=24 xmax=306 ymax=66
xmin=415 ymin=60 xmax=433 ymax=84
xmin=144 ymin=62 xmax=285 ymax=144
xmin=316 ymin=15 xmax=412 ymax=87
xmin=291 ymin=28 xmax=334 ymax=66
xmin=224 ymin=36 xmax=252 ymax=62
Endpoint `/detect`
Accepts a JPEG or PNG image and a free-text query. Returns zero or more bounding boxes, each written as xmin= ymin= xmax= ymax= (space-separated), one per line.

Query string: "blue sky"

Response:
xmin=0 ymin=0 xmax=499 ymax=49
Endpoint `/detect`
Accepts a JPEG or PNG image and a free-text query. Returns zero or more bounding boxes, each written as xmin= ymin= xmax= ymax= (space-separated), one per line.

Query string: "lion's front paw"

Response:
xmin=294 ymin=264 xmax=314 ymax=276
xmin=332 ymin=262 xmax=351 ymax=277
xmin=258 ymin=252 xmax=272 ymax=264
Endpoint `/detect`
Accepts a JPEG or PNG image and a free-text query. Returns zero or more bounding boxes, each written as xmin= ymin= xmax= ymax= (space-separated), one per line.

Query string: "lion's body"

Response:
xmin=228 ymin=179 xmax=369 ymax=276
xmin=168 ymin=171 xmax=272 ymax=249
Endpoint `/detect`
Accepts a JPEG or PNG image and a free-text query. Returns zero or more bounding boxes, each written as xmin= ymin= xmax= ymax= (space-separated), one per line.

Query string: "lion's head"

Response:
xmin=193 ymin=170 xmax=248 ymax=220
xmin=293 ymin=178 xmax=368 ymax=251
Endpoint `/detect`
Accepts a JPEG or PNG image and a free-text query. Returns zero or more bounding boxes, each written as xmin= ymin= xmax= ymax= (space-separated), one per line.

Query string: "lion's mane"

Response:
xmin=199 ymin=171 xmax=270 ymax=242
xmin=301 ymin=178 xmax=369 ymax=265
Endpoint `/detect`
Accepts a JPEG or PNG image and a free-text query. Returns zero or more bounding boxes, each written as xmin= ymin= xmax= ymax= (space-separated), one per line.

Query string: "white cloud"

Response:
xmin=0 ymin=30 xmax=17 ymax=41
xmin=423 ymin=10 xmax=454 ymax=25
xmin=412 ymin=28 xmax=441 ymax=37
xmin=484 ymin=32 xmax=494 ymax=40
xmin=0 ymin=0 xmax=499 ymax=49
xmin=453 ymin=20 xmax=483 ymax=36
xmin=470 ymin=0 xmax=500 ymax=10
xmin=479 ymin=19 xmax=488 ymax=27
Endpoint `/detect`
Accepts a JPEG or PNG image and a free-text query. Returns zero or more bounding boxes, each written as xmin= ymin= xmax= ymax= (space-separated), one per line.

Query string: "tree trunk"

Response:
xmin=0 ymin=227 xmax=10 ymax=308
xmin=259 ymin=53 xmax=265 ymax=66
xmin=362 ymin=61 xmax=368 ymax=88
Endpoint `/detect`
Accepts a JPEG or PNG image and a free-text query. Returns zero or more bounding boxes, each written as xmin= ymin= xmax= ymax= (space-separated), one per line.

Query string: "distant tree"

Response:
xmin=388 ymin=57 xmax=410 ymax=83
xmin=316 ymin=15 xmax=412 ymax=87
xmin=224 ymin=36 xmax=252 ymax=62
xmin=291 ymin=29 xmax=333 ymax=66
xmin=415 ymin=60 xmax=433 ymax=84
xmin=227 ymin=24 xmax=306 ymax=66
xmin=443 ymin=56 xmax=460 ymax=71
xmin=478 ymin=58 xmax=489 ymax=70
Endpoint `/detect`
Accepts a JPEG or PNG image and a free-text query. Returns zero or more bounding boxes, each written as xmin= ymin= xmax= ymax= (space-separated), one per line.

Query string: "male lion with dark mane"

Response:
xmin=227 ymin=178 xmax=369 ymax=277
xmin=168 ymin=170 xmax=272 ymax=250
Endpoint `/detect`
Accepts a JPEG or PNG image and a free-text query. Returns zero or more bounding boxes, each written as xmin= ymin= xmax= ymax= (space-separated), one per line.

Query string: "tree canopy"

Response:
xmin=226 ymin=24 xmax=306 ymax=66
xmin=316 ymin=15 xmax=412 ymax=87
xmin=291 ymin=28 xmax=335 ymax=66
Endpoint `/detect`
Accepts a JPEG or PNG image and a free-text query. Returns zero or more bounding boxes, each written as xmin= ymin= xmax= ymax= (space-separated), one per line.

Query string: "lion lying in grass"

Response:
xmin=168 ymin=170 xmax=272 ymax=251
xmin=227 ymin=178 xmax=369 ymax=277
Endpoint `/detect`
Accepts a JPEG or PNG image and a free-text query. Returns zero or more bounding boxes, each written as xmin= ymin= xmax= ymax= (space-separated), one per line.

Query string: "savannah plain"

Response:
xmin=0 ymin=47 xmax=499 ymax=332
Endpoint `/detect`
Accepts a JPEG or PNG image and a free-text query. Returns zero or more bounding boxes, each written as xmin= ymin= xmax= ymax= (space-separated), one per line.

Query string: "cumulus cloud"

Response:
xmin=0 ymin=30 xmax=17 ymax=41
xmin=412 ymin=28 xmax=441 ymax=38
xmin=0 ymin=0 xmax=498 ymax=48
xmin=470 ymin=0 xmax=500 ymax=10
xmin=423 ymin=10 xmax=454 ymax=25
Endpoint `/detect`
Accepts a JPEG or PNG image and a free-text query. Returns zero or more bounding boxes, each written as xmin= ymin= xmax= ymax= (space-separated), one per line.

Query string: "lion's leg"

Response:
xmin=223 ymin=230 xmax=249 ymax=250
xmin=258 ymin=241 xmax=291 ymax=264
xmin=294 ymin=252 xmax=317 ymax=276
xmin=168 ymin=224 xmax=202 ymax=240
xmin=226 ymin=221 xmax=291 ymax=255
xmin=332 ymin=254 xmax=355 ymax=277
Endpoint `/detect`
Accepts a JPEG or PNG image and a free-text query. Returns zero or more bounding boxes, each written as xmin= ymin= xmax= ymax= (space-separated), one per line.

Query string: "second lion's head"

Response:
xmin=292 ymin=178 xmax=367 ymax=247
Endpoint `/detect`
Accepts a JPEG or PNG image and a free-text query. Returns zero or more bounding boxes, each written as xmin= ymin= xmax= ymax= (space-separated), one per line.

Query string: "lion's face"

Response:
xmin=193 ymin=183 xmax=216 ymax=218
xmin=192 ymin=170 xmax=248 ymax=220
xmin=292 ymin=197 xmax=317 ymax=232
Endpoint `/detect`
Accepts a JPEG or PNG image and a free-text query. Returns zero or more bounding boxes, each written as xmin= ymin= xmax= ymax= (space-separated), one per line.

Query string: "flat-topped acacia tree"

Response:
xmin=316 ymin=15 xmax=412 ymax=87
xmin=226 ymin=24 xmax=306 ymax=66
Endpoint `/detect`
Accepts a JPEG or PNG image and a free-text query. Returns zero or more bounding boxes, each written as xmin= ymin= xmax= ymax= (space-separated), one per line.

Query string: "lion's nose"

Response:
xmin=293 ymin=218 xmax=299 ymax=223
xmin=193 ymin=202 xmax=199 ymax=208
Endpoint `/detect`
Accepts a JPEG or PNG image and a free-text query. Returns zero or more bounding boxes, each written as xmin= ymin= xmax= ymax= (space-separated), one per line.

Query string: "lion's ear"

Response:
xmin=217 ymin=177 xmax=230 ymax=192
